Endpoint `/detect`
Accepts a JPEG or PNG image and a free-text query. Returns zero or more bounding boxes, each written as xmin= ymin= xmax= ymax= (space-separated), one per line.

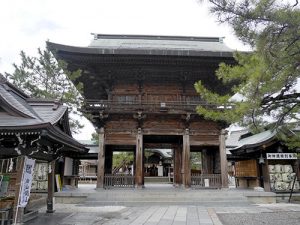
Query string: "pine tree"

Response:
xmin=195 ymin=0 xmax=300 ymax=132
xmin=5 ymin=47 xmax=84 ymax=132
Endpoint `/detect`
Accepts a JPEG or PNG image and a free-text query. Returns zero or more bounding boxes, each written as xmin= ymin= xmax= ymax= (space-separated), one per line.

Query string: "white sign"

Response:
xmin=204 ymin=179 xmax=210 ymax=187
xmin=266 ymin=153 xmax=297 ymax=160
xmin=18 ymin=157 xmax=35 ymax=207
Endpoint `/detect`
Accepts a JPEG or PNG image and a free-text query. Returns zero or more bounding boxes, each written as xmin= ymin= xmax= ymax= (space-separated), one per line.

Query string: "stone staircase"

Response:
xmin=83 ymin=188 xmax=252 ymax=207
xmin=144 ymin=176 xmax=170 ymax=183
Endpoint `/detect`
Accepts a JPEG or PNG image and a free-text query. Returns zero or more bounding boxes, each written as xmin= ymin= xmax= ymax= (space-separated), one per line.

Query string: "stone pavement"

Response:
xmin=25 ymin=203 xmax=300 ymax=225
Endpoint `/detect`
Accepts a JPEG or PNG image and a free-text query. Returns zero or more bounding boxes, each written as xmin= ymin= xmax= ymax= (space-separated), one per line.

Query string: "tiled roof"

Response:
xmin=0 ymin=75 xmax=68 ymax=128
xmin=228 ymin=130 xmax=277 ymax=153
xmin=0 ymin=75 xmax=88 ymax=154
xmin=47 ymin=34 xmax=235 ymax=58
xmin=226 ymin=129 xmax=250 ymax=148
xmin=0 ymin=85 xmax=37 ymax=119
xmin=89 ymin=34 xmax=234 ymax=54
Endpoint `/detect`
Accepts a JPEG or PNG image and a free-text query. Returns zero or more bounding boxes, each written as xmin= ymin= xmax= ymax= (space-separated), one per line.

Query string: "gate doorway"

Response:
xmin=144 ymin=148 xmax=174 ymax=185
xmin=143 ymin=135 xmax=181 ymax=188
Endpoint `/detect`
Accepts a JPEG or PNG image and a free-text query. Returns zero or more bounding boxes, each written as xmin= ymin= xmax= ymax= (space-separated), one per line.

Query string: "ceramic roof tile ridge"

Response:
xmin=91 ymin=33 xmax=223 ymax=42
xmin=0 ymin=73 xmax=30 ymax=98
xmin=0 ymin=85 xmax=37 ymax=119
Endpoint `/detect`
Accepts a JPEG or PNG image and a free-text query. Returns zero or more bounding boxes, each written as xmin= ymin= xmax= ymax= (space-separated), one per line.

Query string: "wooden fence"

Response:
xmin=191 ymin=173 xmax=221 ymax=189
xmin=104 ymin=174 xmax=135 ymax=189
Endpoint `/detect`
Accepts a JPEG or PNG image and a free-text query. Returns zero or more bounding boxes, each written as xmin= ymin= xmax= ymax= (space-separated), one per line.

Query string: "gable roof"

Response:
xmin=0 ymin=74 xmax=88 ymax=156
xmin=47 ymin=34 xmax=235 ymax=58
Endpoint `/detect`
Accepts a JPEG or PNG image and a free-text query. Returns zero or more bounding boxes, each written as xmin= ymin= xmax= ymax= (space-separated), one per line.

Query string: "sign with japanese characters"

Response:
xmin=266 ymin=153 xmax=297 ymax=160
xmin=18 ymin=157 xmax=35 ymax=207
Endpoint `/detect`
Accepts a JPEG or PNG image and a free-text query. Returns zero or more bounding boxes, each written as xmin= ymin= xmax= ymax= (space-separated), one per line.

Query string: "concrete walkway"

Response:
xmin=25 ymin=203 xmax=300 ymax=225
xmin=25 ymin=204 xmax=220 ymax=225
xmin=25 ymin=184 xmax=300 ymax=224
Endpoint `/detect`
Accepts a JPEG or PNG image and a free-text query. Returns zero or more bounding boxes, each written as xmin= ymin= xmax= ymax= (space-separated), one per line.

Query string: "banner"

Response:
xmin=18 ymin=157 xmax=35 ymax=207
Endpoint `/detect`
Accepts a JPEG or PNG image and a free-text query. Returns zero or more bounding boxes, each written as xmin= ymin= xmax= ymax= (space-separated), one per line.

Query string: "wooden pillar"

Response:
xmin=135 ymin=128 xmax=144 ymax=188
xmin=219 ymin=129 xmax=228 ymax=188
xmin=182 ymin=129 xmax=191 ymax=188
xmin=105 ymin=147 xmax=113 ymax=174
xmin=202 ymin=149 xmax=208 ymax=174
xmin=13 ymin=156 xmax=25 ymax=224
xmin=174 ymin=145 xmax=182 ymax=186
xmin=262 ymin=160 xmax=271 ymax=191
xmin=97 ymin=127 xmax=105 ymax=188
xmin=47 ymin=160 xmax=55 ymax=213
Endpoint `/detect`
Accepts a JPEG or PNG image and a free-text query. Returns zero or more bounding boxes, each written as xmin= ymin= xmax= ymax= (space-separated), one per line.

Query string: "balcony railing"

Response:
xmin=84 ymin=100 xmax=232 ymax=113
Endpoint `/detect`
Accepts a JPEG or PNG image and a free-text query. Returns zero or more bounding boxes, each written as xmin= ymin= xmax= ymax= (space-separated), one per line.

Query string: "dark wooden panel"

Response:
xmin=113 ymin=82 xmax=139 ymax=94
xmin=143 ymin=118 xmax=184 ymax=131
xmin=189 ymin=120 xmax=219 ymax=131
xmin=106 ymin=119 xmax=137 ymax=130
xmin=190 ymin=135 xmax=219 ymax=146
xmin=105 ymin=133 xmax=136 ymax=145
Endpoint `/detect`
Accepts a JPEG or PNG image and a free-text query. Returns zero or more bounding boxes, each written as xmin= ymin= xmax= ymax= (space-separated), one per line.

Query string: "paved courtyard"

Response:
xmin=25 ymin=203 xmax=300 ymax=225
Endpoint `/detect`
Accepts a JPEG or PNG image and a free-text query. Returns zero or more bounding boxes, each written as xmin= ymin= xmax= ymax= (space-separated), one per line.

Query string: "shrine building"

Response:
xmin=47 ymin=34 xmax=235 ymax=189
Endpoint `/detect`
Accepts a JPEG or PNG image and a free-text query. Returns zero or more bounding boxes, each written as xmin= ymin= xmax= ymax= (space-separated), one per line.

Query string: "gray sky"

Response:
xmin=0 ymin=0 xmax=249 ymax=140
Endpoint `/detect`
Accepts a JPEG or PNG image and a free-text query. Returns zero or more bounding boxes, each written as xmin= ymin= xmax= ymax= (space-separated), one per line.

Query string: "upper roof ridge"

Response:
xmin=91 ymin=33 xmax=224 ymax=43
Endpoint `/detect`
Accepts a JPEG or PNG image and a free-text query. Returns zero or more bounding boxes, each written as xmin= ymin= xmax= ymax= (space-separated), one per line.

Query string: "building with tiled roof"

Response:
xmin=0 ymin=74 xmax=87 ymax=160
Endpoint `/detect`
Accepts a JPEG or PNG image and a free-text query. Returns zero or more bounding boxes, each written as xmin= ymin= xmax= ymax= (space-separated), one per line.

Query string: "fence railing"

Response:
xmin=84 ymin=99 xmax=233 ymax=113
xmin=191 ymin=173 xmax=222 ymax=189
xmin=104 ymin=174 xmax=135 ymax=188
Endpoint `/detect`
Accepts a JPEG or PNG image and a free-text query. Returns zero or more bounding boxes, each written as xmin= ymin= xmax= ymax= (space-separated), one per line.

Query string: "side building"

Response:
xmin=48 ymin=34 xmax=236 ymax=189
xmin=0 ymin=74 xmax=88 ymax=221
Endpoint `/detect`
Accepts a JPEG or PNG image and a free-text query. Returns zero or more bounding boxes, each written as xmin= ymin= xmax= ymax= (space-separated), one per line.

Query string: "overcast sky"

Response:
xmin=0 ymin=0 xmax=249 ymax=140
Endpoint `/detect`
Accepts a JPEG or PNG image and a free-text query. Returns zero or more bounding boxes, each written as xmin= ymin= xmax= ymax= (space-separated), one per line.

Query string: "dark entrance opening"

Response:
xmin=143 ymin=135 xmax=182 ymax=187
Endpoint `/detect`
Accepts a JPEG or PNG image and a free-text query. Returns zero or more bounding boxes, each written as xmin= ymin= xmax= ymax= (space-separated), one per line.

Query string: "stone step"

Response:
xmin=86 ymin=195 xmax=247 ymax=201
xmin=84 ymin=189 xmax=250 ymax=206
xmin=87 ymin=190 xmax=247 ymax=198
xmin=144 ymin=177 xmax=170 ymax=183
xmin=83 ymin=199 xmax=251 ymax=207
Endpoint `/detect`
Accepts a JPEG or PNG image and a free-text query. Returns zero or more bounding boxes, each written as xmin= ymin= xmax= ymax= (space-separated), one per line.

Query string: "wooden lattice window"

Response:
xmin=235 ymin=159 xmax=258 ymax=177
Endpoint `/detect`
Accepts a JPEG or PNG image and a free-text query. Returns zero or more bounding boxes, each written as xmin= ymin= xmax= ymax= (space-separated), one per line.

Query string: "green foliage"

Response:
xmin=91 ymin=132 xmax=99 ymax=144
xmin=190 ymin=152 xmax=202 ymax=170
xmin=196 ymin=0 xmax=300 ymax=133
xmin=5 ymin=47 xmax=84 ymax=132
xmin=113 ymin=152 xmax=134 ymax=168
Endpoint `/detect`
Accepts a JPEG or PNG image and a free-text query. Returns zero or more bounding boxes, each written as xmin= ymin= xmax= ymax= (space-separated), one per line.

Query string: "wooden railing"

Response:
xmin=84 ymin=100 xmax=232 ymax=113
xmin=104 ymin=174 xmax=135 ymax=189
xmin=191 ymin=173 xmax=222 ymax=189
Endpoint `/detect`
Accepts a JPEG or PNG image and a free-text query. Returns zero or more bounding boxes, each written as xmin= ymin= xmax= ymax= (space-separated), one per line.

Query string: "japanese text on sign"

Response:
xmin=266 ymin=153 xmax=297 ymax=160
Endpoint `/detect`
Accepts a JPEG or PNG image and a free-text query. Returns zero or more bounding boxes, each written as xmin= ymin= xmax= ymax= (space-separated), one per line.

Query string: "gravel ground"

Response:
xmin=217 ymin=212 xmax=300 ymax=225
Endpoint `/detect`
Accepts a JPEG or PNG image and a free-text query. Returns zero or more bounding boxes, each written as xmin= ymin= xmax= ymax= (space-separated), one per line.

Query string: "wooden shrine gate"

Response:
xmin=96 ymin=131 xmax=227 ymax=189
xmin=48 ymin=34 xmax=234 ymax=190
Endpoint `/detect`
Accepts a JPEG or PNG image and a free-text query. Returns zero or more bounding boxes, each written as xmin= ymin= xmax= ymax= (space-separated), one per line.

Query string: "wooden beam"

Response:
xmin=96 ymin=127 xmax=105 ymax=188
xmin=219 ymin=129 xmax=228 ymax=188
xmin=135 ymin=128 xmax=144 ymax=188
xmin=47 ymin=160 xmax=55 ymax=213
xmin=182 ymin=129 xmax=191 ymax=188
